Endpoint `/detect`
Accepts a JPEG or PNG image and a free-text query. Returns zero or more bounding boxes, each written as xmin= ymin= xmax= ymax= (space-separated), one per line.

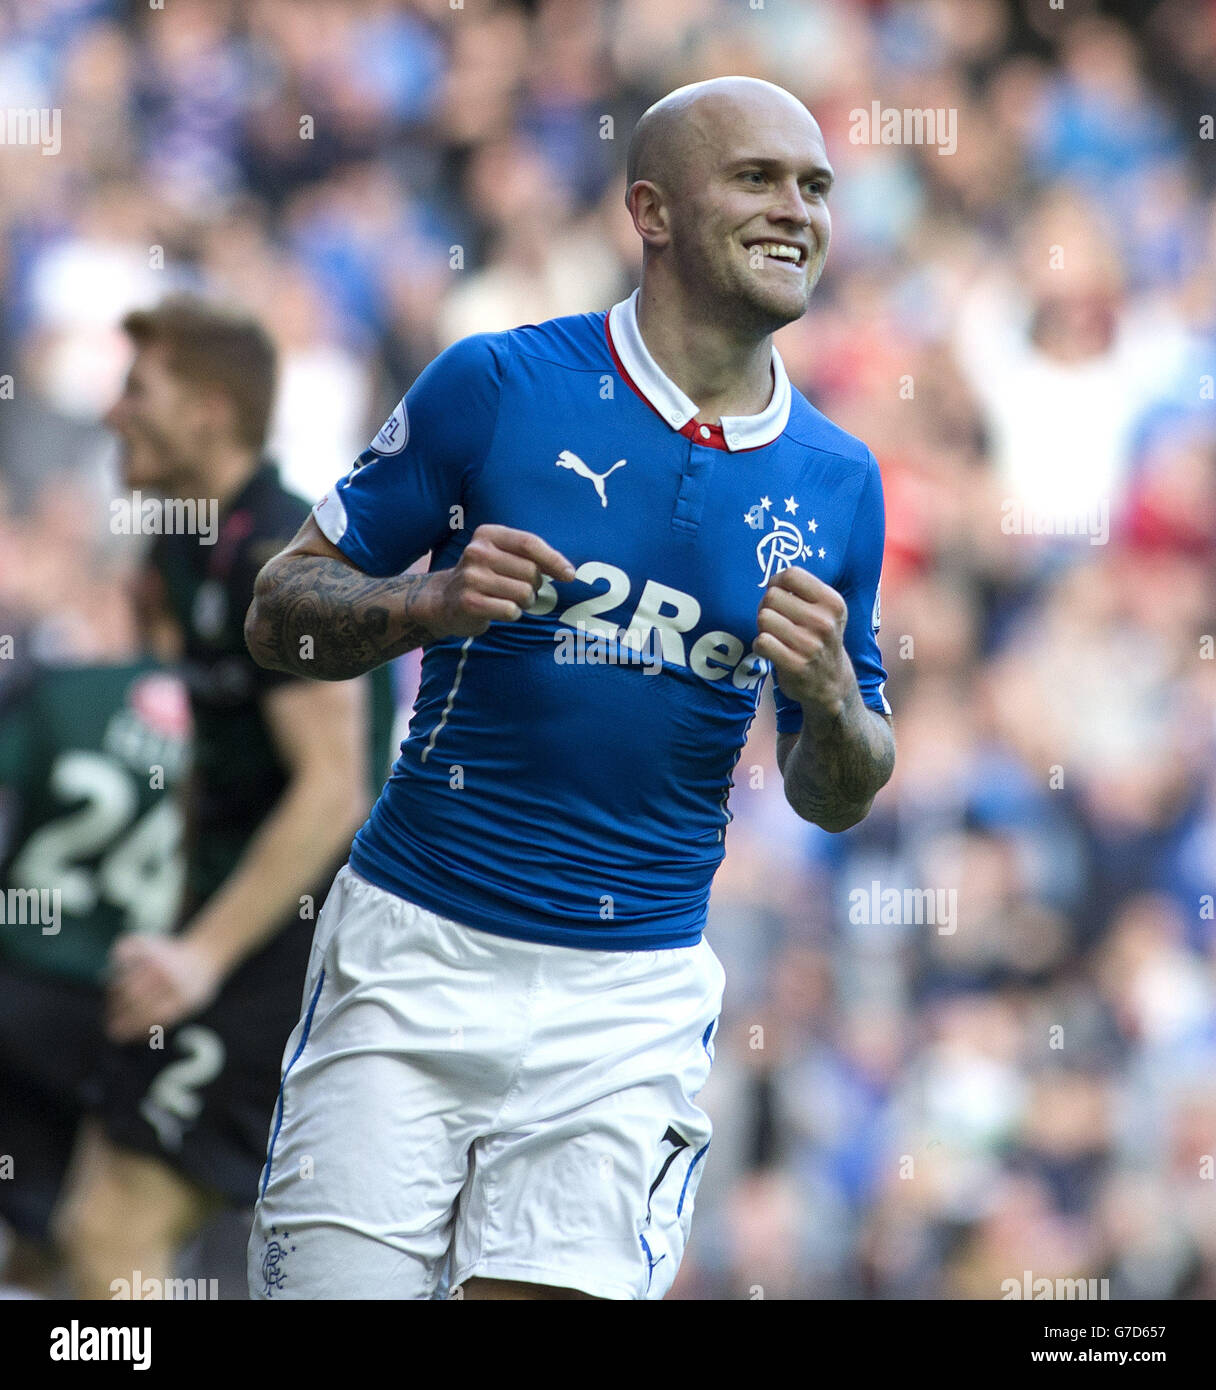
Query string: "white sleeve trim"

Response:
xmin=313 ymin=488 xmax=348 ymax=544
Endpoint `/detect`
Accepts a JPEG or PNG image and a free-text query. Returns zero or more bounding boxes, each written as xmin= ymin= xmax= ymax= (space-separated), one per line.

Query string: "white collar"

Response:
xmin=606 ymin=288 xmax=791 ymax=450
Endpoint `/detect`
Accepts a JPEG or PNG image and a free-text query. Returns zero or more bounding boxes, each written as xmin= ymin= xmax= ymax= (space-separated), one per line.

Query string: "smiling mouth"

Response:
xmin=745 ymin=240 xmax=807 ymax=268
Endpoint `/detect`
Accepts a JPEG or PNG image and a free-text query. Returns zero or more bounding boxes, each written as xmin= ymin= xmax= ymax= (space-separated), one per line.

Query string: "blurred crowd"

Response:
xmin=0 ymin=0 xmax=1213 ymax=1299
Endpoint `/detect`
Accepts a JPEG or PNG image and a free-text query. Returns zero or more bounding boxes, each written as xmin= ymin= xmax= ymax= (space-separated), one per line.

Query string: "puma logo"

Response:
xmin=555 ymin=449 xmax=627 ymax=508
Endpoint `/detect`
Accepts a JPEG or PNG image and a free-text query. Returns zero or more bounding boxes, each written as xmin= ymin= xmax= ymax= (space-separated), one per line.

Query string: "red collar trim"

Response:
xmin=603 ymin=316 xmax=768 ymax=453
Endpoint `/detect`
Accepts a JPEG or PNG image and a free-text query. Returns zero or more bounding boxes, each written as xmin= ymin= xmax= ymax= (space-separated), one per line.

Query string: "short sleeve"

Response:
xmin=313 ymin=332 xmax=506 ymax=577
xmin=774 ymin=450 xmax=891 ymax=734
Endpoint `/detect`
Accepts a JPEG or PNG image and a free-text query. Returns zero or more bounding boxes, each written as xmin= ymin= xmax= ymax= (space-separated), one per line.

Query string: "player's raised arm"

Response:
xmin=245 ymin=517 xmax=575 ymax=681
xmin=246 ymin=331 xmax=574 ymax=681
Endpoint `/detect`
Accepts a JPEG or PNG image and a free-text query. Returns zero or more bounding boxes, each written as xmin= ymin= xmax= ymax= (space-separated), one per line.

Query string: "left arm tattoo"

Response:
xmin=776 ymin=687 xmax=894 ymax=832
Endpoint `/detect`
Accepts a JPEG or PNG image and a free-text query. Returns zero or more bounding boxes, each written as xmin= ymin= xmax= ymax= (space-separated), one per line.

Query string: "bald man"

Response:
xmin=243 ymin=76 xmax=894 ymax=1301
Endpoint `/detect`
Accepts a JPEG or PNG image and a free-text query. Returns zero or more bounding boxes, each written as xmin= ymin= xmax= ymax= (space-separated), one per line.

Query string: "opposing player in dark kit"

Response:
xmin=55 ymin=297 xmax=395 ymax=1298
xmin=0 ymin=658 xmax=188 ymax=1293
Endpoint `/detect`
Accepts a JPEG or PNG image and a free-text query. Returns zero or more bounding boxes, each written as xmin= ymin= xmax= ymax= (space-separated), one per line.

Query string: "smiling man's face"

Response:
xmin=664 ymin=88 xmax=833 ymax=334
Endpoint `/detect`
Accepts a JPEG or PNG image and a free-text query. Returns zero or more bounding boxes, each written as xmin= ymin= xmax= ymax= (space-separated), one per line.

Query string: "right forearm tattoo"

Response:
xmin=246 ymin=555 xmax=437 ymax=679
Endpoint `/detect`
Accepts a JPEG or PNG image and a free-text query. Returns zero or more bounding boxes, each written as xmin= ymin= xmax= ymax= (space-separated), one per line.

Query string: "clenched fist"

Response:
xmin=419 ymin=524 xmax=576 ymax=639
xmin=105 ymin=934 xmax=225 ymax=1043
xmin=754 ymin=566 xmax=852 ymax=715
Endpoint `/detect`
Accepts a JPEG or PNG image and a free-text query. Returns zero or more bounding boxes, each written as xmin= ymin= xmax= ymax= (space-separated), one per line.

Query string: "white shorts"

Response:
xmin=247 ymin=865 xmax=725 ymax=1300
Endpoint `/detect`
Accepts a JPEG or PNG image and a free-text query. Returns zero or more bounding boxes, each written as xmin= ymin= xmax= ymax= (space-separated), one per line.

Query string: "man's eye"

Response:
xmin=741 ymin=170 xmax=765 ymax=183
xmin=804 ymin=181 xmax=826 ymax=197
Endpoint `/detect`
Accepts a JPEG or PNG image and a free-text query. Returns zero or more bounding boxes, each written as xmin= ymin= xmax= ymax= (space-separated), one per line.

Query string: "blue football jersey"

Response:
xmin=313 ymin=290 xmax=890 ymax=950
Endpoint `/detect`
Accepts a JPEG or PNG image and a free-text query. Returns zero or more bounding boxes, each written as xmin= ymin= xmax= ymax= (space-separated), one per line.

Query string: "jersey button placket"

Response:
xmin=671 ymin=437 xmax=710 ymax=534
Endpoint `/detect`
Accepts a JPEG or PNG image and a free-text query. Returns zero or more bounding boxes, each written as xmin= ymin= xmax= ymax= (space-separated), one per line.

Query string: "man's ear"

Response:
xmin=627 ymin=180 xmax=672 ymax=250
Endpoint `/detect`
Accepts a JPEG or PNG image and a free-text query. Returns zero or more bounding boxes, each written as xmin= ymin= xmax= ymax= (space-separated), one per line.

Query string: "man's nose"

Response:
xmin=770 ymin=179 xmax=811 ymax=226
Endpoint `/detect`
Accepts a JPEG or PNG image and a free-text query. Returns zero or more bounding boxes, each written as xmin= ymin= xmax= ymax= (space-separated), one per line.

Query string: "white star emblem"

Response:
xmin=760 ymin=496 xmax=771 ymax=510
xmin=784 ymin=496 xmax=799 ymax=515
xmin=808 ymin=518 xmax=818 ymax=533
xmin=817 ymin=547 xmax=825 ymax=559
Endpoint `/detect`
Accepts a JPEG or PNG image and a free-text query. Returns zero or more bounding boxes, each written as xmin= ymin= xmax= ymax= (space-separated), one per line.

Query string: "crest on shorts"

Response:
xmin=260 ymin=1226 xmax=297 ymax=1297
